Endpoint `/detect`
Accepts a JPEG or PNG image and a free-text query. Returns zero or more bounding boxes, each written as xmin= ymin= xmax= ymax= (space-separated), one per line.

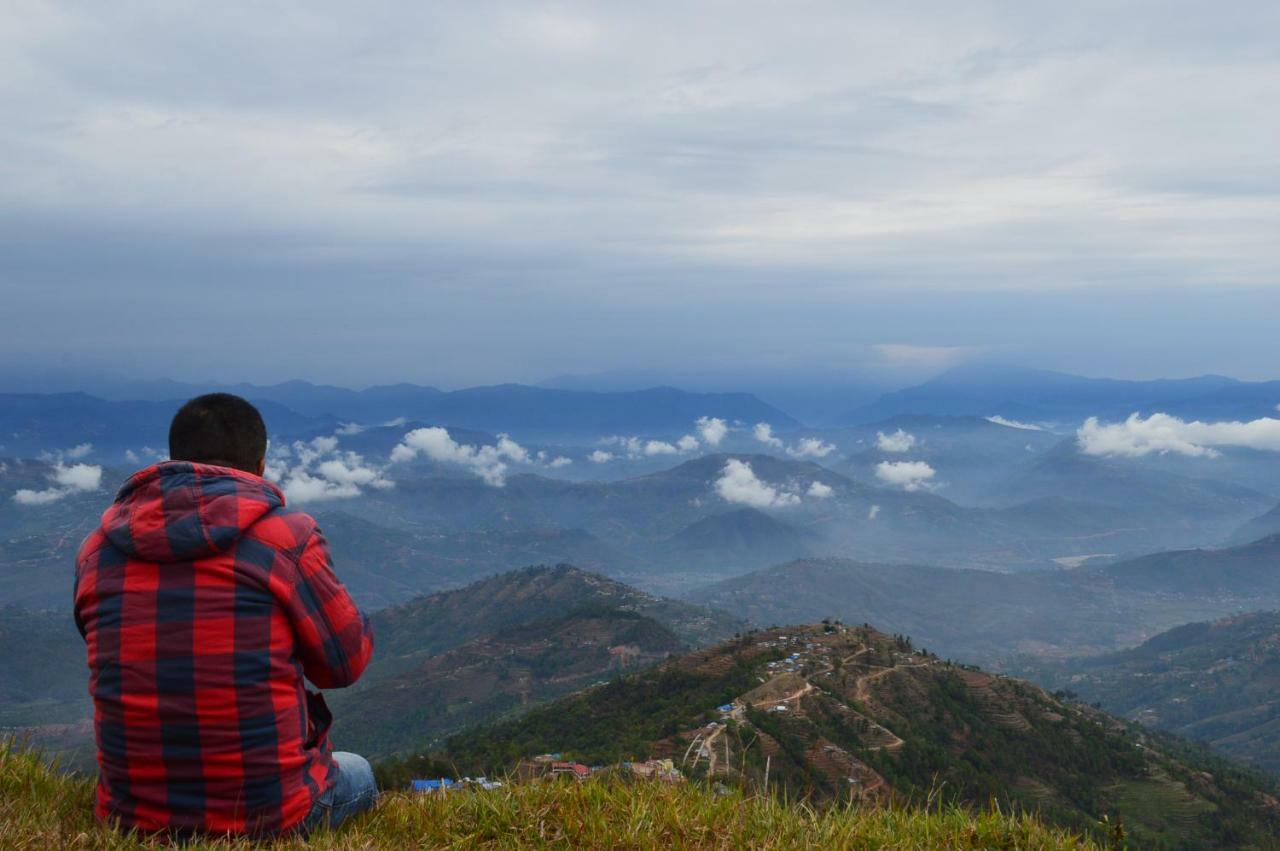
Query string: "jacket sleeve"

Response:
xmin=284 ymin=527 xmax=374 ymax=689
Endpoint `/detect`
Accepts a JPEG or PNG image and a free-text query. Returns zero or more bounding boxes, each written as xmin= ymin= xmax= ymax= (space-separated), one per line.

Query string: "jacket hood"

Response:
xmin=101 ymin=461 xmax=285 ymax=563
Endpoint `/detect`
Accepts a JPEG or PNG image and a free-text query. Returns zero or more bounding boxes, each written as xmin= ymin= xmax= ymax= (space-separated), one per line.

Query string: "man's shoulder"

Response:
xmin=75 ymin=527 xmax=111 ymax=567
xmin=244 ymin=506 xmax=318 ymax=553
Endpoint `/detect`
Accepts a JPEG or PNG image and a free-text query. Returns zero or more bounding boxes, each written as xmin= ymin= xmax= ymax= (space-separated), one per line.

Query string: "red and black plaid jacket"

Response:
xmin=73 ymin=461 xmax=374 ymax=835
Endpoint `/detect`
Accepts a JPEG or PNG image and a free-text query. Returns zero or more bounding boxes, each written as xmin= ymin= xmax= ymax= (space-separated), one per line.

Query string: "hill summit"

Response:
xmin=410 ymin=623 xmax=1280 ymax=850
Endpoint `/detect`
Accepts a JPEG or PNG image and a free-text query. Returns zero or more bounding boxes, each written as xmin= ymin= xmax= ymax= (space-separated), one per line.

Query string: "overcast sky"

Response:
xmin=3 ymin=2 xmax=1279 ymax=388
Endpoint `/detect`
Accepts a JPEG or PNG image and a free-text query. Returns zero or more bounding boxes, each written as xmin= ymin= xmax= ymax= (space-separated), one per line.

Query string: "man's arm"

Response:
xmin=284 ymin=527 xmax=374 ymax=689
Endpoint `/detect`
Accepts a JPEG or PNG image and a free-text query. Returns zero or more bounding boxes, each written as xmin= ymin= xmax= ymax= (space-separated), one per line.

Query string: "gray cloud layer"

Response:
xmin=4 ymin=3 xmax=1280 ymax=384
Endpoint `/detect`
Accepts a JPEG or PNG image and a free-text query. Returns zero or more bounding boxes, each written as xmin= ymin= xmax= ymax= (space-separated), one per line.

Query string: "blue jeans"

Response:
xmin=302 ymin=751 xmax=378 ymax=833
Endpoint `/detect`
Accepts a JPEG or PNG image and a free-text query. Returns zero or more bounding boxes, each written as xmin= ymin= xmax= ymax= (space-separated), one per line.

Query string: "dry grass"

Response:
xmin=1 ymin=742 xmax=1110 ymax=850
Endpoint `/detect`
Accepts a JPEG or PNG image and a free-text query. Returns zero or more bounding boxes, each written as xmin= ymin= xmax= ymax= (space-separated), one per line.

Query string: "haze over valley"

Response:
xmin=9 ymin=364 xmax=1280 ymax=812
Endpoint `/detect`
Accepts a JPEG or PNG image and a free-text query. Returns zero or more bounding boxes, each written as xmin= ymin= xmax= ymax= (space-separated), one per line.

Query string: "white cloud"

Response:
xmin=316 ymin=456 xmax=393 ymax=489
xmin=281 ymin=470 xmax=362 ymax=503
xmin=312 ymin=435 xmax=339 ymax=452
xmin=339 ymin=417 xmax=407 ymax=435
xmin=1077 ymin=413 xmax=1280 ymax=458
xmin=14 ymin=487 xmax=67 ymax=506
xmin=389 ymin=426 xmax=561 ymax=484
xmin=63 ymin=443 xmax=93 ymax=459
xmin=986 ymin=415 xmax=1043 ymax=431
xmin=868 ymin=504 xmax=881 ymax=520
xmin=496 ymin=435 xmax=531 ymax=464
xmin=875 ymin=460 xmax=937 ymax=492
xmin=599 ymin=435 xmax=648 ymax=459
xmin=265 ymin=435 xmax=394 ymax=502
xmin=788 ymin=437 xmax=836 ymax=459
xmin=871 ymin=344 xmax=981 ymax=372
xmin=876 ymin=429 xmax=917 ymax=453
xmin=695 ymin=416 xmax=728 ymax=447
xmin=54 ymin=463 xmax=103 ymax=492
xmin=293 ymin=435 xmax=339 ymax=467
xmin=714 ymin=459 xmax=801 ymax=508
xmin=753 ymin=423 xmax=784 ymax=449
xmin=807 ymin=481 xmax=833 ymax=498
xmin=125 ymin=449 xmax=140 ymax=463
xmin=588 ymin=450 xmax=614 ymax=463
xmin=756 ymin=423 xmax=835 ymax=459
xmin=13 ymin=461 xmax=103 ymax=505
xmin=391 ymin=427 xmax=514 ymax=485
xmin=644 ymin=440 xmax=679 ymax=456
xmin=600 ymin=417 xmax=725 ymax=459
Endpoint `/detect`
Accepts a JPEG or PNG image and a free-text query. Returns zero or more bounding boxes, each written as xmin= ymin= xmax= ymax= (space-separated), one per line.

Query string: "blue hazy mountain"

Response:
xmin=840 ymin=364 xmax=1248 ymax=425
xmin=986 ymin=437 xmax=1273 ymax=546
xmin=0 ymin=393 xmax=324 ymax=459
xmin=645 ymin=507 xmax=818 ymax=571
xmin=824 ymin=414 xmax=1061 ymax=503
xmin=0 ymin=384 xmax=798 ymax=453
xmin=1230 ymin=501 xmax=1280 ymax=544
xmin=690 ymin=533 xmax=1280 ymax=668
xmin=1091 ymin=532 xmax=1280 ymax=596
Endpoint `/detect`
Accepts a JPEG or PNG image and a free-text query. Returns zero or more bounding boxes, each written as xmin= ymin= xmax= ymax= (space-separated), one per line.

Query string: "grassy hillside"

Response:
xmin=331 ymin=607 xmax=686 ymax=757
xmin=1027 ymin=612 xmax=1280 ymax=774
xmin=365 ymin=564 xmax=740 ymax=678
xmin=403 ymin=624 xmax=1280 ymax=849
xmin=0 ymin=741 xmax=1111 ymax=850
xmin=0 ymin=605 xmax=85 ymax=724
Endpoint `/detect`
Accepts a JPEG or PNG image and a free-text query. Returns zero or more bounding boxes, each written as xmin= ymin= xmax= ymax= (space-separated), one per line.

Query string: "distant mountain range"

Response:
xmin=984 ymin=437 xmax=1274 ymax=543
xmin=9 ymin=444 xmax=1273 ymax=613
xmin=0 ymin=393 xmax=323 ymax=459
xmin=311 ymin=511 xmax=646 ymax=611
xmin=689 ymin=533 xmax=1280 ymax=667
xmin=335 ymin=451 xmax=1227 ymax=579
xmin=644 ymin=508 xmax=817 ymax=572
xmin=9 ymin=363 xmax=1280 ymax=448
xmin=1098 ymin=533 xmax=1280 ymax=596
xmin=400 ymin=623 xmax=1280 ymax=849
xmin=1027 ymin=611 xmax=1280 ymax=775
xmin=840 ymin=363 xmax=1280 ymax=425
xmin=0 ymin=383 xmax=797 ymax=451
xmin=827 ymin=414 xmax=1060 ymax=503
xmin=1231 ymin=501 xmax=1280 ymax=544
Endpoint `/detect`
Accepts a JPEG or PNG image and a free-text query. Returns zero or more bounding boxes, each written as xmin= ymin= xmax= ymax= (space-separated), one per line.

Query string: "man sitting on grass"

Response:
xmin=74 ymin=393 xmax=376 ymax=837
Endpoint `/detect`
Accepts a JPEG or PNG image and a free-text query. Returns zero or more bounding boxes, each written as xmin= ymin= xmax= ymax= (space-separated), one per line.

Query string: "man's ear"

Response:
xmin=256 ymin=457 xmax=266 ymax=477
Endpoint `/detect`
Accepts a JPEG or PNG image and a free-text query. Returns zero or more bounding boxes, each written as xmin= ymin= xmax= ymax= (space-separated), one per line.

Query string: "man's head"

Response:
xmin=168 ymin=393 xmax=268 ymax=475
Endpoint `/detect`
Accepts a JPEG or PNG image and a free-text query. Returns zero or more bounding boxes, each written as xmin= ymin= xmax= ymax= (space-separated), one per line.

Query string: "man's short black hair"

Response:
xmin=169 ymin=393 xmax=268 ymax=474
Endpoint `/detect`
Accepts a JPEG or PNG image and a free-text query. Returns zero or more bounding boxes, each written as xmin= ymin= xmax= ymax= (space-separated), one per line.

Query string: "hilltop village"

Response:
xmin=406 ymin=624 xmax=943 ymax=800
